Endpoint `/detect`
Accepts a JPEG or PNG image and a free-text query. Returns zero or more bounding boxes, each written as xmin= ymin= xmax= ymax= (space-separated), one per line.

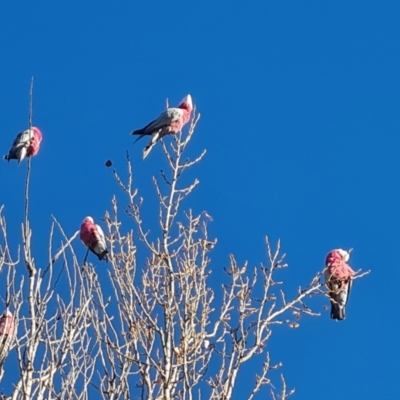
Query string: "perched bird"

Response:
xmin=0 ymin=310 xmax=15 ymax=365
xmin=131 ymin=94 xmax=193 ymax=159
xmin=80 ymin=216 xmax=109 ymax=261
xmin=324 ymin=249 xmax=355 ymax=320
xmin=4 ymin=127 xmax=43 ymax=163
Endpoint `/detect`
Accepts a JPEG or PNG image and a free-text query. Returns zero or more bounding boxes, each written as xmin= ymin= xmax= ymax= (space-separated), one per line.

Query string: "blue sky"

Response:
xmin=0 ymin=1 xmax=399 ymax=398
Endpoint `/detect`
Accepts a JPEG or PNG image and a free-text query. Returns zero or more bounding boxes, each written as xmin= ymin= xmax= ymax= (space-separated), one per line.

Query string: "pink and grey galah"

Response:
xmin=0 ymin=310 xmax=15 ymax=365
xmin=4 ymin=127 xmax=43 ymax=163
xmin=80 ymin=216 xmax=109 ymax=261
xmin=131 ymin=94 xmax=193 ymax=159
xmin=324 ymin=249 xmax=355 ymax=321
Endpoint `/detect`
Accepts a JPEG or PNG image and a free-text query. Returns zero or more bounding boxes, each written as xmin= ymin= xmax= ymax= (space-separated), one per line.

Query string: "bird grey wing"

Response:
xmin=167 ymin=107 xmax=184 ymax=122
xmin=324 ymin=268 xmax=331 ymax=283
xmin=325 ymin=276 xmax=342 ymax=303
xmin=95 ymin=224 xmax=106 ymax=245
xmin=325 ymin=279 xmax=336 ymax=293
xmin=343 ymin=279 xmax=352 ymax=307
xmin=328 ymin=278 xmax=350 ymax=309
xmin=324 ymin=269 xmax=337 ymax=290
xmin=11 ymin=129 xmax=32 ymax=148
xmin=142 ymin=108 xmax=184 ymax=134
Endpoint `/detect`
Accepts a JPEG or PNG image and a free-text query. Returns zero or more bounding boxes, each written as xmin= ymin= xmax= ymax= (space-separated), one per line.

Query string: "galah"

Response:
xmin=4 ymin=127 xmax=43 ymax=163
xmin=131 ymin=94 xmax=193 ymax=159
xmin=80 ymin=216 xmax=109 ymax=261
xmin=0 ymin=310 xmax=15 ymax=365
xmin=324 ymin=249 xmax=355 ymax=320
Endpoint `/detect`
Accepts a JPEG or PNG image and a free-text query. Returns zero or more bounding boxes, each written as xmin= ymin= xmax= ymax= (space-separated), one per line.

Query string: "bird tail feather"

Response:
xmin=142 ymin=131 xmax=163 ymax=159
xmin=143 ymin=143 xmax=155 ymax=159
xmin=330 ymin=303 xmax=345 ymax=320
xmin=97 ymin=250 xmax=109 ymax=262
xmin=133 ymin=133 xmax=147 ymax=145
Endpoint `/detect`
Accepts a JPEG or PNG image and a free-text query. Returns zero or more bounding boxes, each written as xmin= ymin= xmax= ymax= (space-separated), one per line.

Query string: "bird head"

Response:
xmin=82 ymin=216 xmax=94 ymax=224
xmin=179 ymin=94 xmax=193 ymax=112
xmin=327 ymin=248 xmax=351 ymax=264
xmin=32 ymin=127 xmax=43 ymax=141
xmin=336 ymin=248 xmax=352 ymax=262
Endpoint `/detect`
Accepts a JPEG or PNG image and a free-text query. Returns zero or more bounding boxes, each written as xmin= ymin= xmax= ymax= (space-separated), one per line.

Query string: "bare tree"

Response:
xmin=0 ymin=94 xmax=369 ymax=399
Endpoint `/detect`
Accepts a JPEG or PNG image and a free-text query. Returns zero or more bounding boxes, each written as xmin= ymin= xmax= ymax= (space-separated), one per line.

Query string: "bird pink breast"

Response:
xmin=0 ymin=315 xmax=15 ymax=336
xmin=28 ymin=129 xmax=42 ymax=156
xmin=326 ymin=257 xmax=355 ymax=280
xmin=80 ymin=222 xmax=98 ymax=246
xmin=170 ymin=109 xmax=191 ymax=132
